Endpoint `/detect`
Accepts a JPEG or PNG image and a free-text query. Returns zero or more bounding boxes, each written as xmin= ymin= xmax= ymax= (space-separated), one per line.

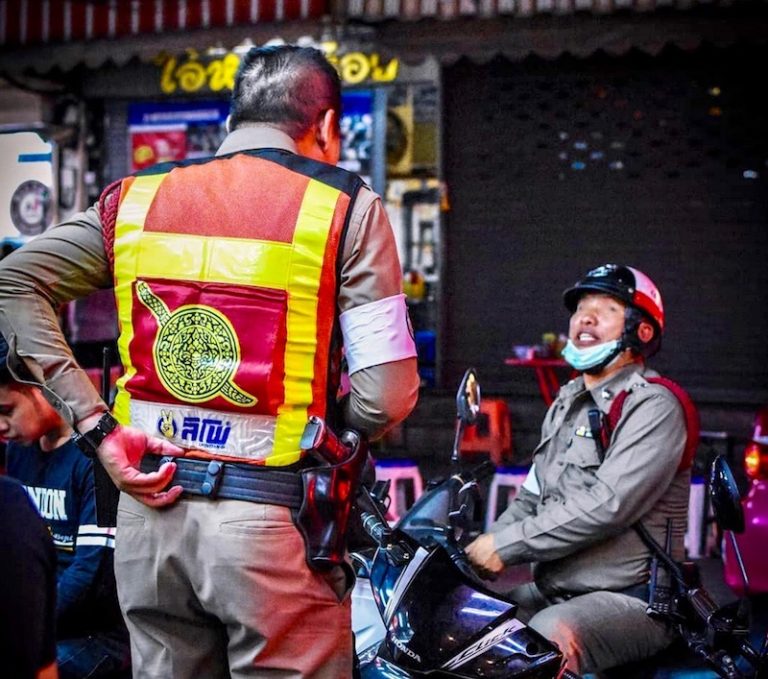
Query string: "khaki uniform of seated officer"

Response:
xmin=467 ymin=264 xmax=689 ymax=675
xmin=0 ymin=45 xmax=419 ymax=679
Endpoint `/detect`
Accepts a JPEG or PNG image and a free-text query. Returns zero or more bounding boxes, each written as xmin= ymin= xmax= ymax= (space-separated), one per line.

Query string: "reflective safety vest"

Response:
xmin=103 ymin=150 xmax=363 ymax=466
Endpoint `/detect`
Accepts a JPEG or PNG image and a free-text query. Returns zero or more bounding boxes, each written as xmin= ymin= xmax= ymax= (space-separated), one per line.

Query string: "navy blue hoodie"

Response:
xmin=6 ymin=439 xmax=125 ymax=638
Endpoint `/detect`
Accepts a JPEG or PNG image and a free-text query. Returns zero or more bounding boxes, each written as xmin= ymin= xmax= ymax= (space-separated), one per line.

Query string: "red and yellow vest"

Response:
xmin=101 ymin=150 xmax=362 ymax=466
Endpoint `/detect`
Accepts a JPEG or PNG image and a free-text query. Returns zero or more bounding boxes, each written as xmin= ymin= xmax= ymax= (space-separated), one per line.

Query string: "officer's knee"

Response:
xmin=529 ymin=608 xmax=585 ymax=674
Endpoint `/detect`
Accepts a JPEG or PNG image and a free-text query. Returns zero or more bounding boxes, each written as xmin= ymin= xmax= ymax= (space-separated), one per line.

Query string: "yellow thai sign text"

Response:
xmin=157 ymin=43 xmax=399 ymax=94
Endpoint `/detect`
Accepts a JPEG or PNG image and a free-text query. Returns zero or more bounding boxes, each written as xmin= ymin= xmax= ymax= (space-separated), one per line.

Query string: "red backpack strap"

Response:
xmin=646 ymin=376 xmax=699 ymax=472
xmin=605 ymin=377 xmax=699 ymax=472
xmin=98 ymin=178 xmax=123 ymax=274
xmin=607 ymin=390 xmax=630 ymax=434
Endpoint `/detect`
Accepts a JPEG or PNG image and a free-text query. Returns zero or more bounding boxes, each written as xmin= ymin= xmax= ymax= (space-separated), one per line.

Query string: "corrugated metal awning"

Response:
xmin=346 ymin=0 xmax=758 ymax=21
xmin=0 ymin=0 xmax=327 ymax=47
xmin=370 ymin=6 xmax=768 ymax=62
xmin=0 ymin=0 xmax=766 ymax=76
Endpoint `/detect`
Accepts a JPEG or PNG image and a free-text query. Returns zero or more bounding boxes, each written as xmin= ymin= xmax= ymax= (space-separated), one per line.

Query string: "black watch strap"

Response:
xmin=72 ymin=412 xmax=119 ymax=458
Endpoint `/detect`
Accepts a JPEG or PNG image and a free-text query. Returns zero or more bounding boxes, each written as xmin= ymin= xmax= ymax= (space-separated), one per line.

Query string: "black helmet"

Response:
xmin=564 ymin=264 xmax=664 ymax=359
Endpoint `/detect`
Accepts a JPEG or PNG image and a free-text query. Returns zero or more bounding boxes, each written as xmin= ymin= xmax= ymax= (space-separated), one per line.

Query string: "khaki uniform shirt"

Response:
xmin=0 ymin=126 xmax=418 ymax=440
xmin=491 ymin=363 xmax=689 ymax=596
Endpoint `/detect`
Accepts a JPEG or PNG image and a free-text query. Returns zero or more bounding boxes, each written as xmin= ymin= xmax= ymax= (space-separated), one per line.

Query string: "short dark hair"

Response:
xmin=228 ymin=45 xmax=342 ymax=139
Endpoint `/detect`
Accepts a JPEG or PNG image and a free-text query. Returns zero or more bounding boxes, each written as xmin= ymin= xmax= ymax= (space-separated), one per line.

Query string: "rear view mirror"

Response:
xmin=709 ymin=455 xmax=745 ymax=534
xmin=456 ymin=368 xmax=481 ymax=426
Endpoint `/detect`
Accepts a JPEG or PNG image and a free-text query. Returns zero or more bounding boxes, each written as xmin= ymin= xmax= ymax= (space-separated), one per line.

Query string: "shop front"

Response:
xmin=3 ymin=0 xmax=767 ymax=411
xmin=0 ymin=17 xmax=445 ymax=383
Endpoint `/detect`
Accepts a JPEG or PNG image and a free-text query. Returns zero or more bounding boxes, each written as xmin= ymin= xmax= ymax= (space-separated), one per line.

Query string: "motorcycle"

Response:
xmin=303 ymin=369 xmax=768 ymax=678
xmin=309 ymin=369 xmax=576 ymax=678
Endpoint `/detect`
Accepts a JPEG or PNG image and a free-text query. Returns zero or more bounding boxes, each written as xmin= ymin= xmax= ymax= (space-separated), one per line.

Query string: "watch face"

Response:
xmin=10 ymin=180 xmax=52 ymax=236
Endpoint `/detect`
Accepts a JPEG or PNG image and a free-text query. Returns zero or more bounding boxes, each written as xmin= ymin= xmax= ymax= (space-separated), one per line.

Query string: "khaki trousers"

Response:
xmin=115 ymin=493 xmax=353 ymax=679
xmin=508 ymin=581 xmax=675 ymax=676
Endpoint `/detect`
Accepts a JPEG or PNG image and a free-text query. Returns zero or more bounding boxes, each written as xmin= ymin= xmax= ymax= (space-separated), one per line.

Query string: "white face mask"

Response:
xmin=561 ymin=339 xmax=621 ymax=372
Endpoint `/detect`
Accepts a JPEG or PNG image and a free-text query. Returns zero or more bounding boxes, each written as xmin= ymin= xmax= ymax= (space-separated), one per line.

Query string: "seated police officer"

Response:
xmin=467 ymin=264 xmax=691 ymax=675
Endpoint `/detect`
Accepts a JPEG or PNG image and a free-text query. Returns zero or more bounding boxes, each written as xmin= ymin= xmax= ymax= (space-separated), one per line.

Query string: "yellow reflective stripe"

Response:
xmin=135 ymin=232 xmax=291 ymax=289
xmin=270 ymin=179 xmax=340 ymax=466
xmin=112 ymin=173 xmax=167 ymax=424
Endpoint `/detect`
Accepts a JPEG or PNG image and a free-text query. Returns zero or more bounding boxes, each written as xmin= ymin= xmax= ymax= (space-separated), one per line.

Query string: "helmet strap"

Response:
xmin=583 ymin=340 xmax=626 ymax=374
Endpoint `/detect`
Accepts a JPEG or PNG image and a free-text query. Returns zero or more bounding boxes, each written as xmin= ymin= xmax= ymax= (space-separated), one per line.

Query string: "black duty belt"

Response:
xmin=552 ymin=582 xmax=650 ymax=604
xmin=140 ymin=454 xmax=303 ymax=509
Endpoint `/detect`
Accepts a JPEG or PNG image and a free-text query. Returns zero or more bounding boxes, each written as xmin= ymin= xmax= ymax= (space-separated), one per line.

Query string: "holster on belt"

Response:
xmin=295 ymin=420 xmax=368 ymax=572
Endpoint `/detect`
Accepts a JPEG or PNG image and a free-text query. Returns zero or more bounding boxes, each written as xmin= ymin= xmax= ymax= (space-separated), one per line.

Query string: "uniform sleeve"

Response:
xmin=339 ymin=190 xmax=419 ymax=440
xmin=56 ymin=457 xmax=113 ymax=622
xmin=0 ymin=478 xmax=57 ymax=677
xmin=493 ymin=389 xmax=687 ymax=565
xmin=0 ymin=206 xmax=111 ymax=426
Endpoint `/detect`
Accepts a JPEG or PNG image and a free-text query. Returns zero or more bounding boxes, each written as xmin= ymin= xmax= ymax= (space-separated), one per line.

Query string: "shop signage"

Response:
xmin=159 ymin=51 xmax=241 ymax=95
xmin=157 ymin=42 xmax=399 ymax=94
xmin=322 ymin=41 xmax=400 ymax=86
xmin=128 ymin=101 xmax=229 ymax=171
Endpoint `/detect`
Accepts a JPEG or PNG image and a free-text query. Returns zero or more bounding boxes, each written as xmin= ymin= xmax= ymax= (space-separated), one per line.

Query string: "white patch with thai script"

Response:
xmin=130 ymin=400 xmax=277 ymax=461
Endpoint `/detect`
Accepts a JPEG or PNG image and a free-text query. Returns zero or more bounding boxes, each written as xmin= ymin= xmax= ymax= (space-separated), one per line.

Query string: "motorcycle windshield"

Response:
xmin=396 ymin=476 xmax=475 ymax=548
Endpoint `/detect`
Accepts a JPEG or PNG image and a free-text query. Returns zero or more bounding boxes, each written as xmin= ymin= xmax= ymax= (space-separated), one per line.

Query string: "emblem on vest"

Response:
xmin=136 ymin=281 xmax=257 ymax=406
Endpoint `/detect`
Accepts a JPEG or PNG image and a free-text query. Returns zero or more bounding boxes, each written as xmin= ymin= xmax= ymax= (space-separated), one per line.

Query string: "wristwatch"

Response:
xmin=72 ymin=411 xmax=119 ymax=458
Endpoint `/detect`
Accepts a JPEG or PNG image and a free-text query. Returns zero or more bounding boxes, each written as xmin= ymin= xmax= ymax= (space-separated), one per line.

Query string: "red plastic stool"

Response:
xmin=460 ymin=398 xmax=513 ymax=466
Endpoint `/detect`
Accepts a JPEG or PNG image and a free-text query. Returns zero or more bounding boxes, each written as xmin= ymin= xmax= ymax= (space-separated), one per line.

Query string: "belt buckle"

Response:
xmin=201 ymin=461 xmax=224 ymax=499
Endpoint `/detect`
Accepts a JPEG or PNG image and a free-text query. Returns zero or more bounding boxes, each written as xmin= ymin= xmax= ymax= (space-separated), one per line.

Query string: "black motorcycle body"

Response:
xmin=353 ymin=467 xmax=567 ymax=679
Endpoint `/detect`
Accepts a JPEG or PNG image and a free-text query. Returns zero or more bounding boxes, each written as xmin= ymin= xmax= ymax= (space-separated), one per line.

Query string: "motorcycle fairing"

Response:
xmin=369 ymin=542 xmax=563 ymax=677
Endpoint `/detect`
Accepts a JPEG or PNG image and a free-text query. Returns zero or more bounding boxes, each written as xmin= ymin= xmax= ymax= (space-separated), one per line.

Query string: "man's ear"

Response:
xmin=637 ymin=321 xmax=655 ymax=344
xmin=316 ymin=108 xmax=340 ymax=163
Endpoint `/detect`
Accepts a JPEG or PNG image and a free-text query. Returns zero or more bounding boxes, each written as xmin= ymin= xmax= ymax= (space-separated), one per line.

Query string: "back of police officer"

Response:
xmin=0 ymin=45 xmax=419 ymax=678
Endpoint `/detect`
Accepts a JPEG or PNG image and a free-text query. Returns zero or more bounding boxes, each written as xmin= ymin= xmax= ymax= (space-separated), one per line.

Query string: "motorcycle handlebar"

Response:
xmin=465 ymin=459 xmax=496 ymax=485
xmin=360 ymin=511 xmax=392 ymax=546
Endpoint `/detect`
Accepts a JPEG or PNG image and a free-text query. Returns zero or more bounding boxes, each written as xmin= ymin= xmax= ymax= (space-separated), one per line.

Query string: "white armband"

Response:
xmin=340 ymin=294 xmax=417 ymax=374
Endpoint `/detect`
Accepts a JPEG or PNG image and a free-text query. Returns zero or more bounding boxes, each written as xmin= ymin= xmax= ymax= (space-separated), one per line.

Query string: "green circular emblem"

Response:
xmin=136 ymin=281 xmax=256 ymax=406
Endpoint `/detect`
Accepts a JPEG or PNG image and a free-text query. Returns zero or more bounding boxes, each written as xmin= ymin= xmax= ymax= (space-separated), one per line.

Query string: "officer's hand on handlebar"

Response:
xmin=79 ymin=413 xmax=185 ymax=507
xmin=465 ymin=532 xmax=505 ymax=578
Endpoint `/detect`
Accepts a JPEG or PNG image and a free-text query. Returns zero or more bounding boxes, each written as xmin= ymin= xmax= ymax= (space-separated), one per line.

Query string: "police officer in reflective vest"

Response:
xmin=0 ymin=45 xmax=419 ymax=678
xmin=467 ymin=264 xmax=693 ymax=675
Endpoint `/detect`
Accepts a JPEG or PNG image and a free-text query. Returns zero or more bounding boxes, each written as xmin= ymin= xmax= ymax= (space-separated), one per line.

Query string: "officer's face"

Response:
xmin=0 ymin=382 xmax=63 ymax=447
xmin=569 ymin=293 xmax=626 ymax=348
